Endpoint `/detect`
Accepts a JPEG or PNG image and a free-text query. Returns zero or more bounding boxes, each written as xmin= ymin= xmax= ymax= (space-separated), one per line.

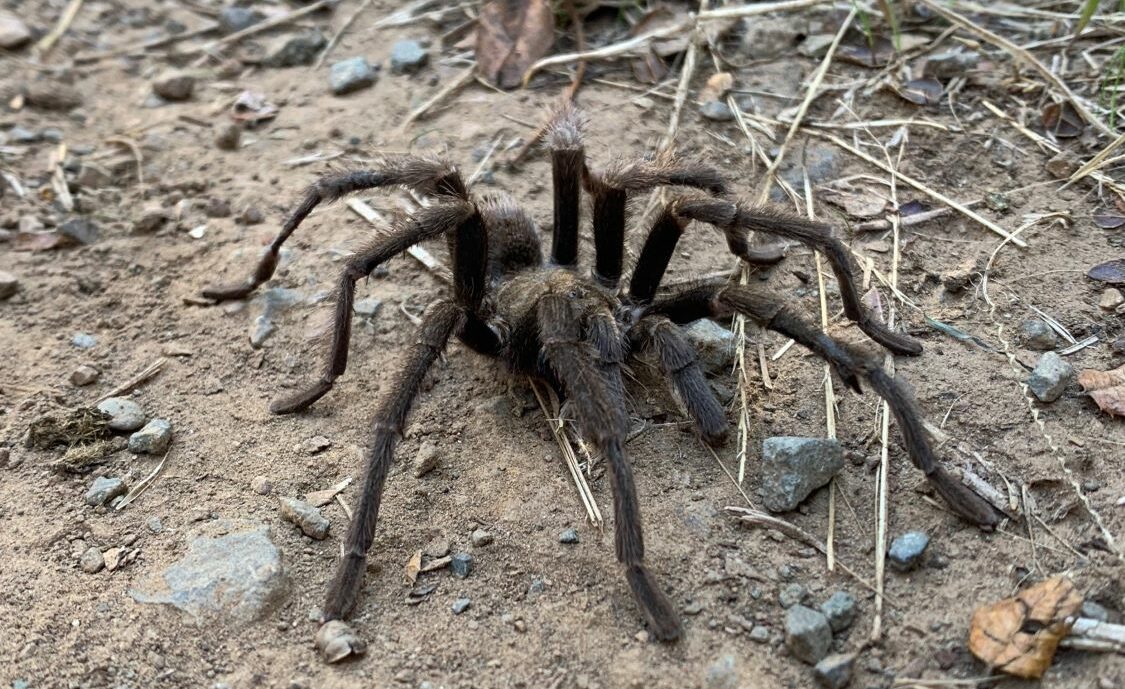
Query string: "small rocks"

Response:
xmin=813 ymin=652 xmax=855 ymax=689
xmin=471 ymin=528 xmax=493 ymax=547
xmin=779 ymin=582 xmax=807 ymax=608
xmin=251 ymin=476 xmax=273 ymax=496
xmin=0 ymin=12 xmax=32 ymax=50
xmin=748 ymin=625 xmax=770 ymax=643
xmin=354 ymin=298 xmax=382 ymax=318
xmin=820 ymin=590 xmax=856 ymax=632
xmin=97 ymin=397 xmax=146 ymax=431
xmin=128 ymin=419 xmax=173 ymax=455
xmin=299 ymin=435 xmax=332 ymax=455
xmin=79 ymin=546 xmax=106 ymax=573
xmin=785 ymin=605 xmax=833 ymax=664
xmin=264 ymin=29 xmax=327 ymax=68
xmin=413 ymin=441 xmax=440 ymax=478
xmin=329 ymin=57 xmax=378 ymax=95
xmin=217 ymin=6 xmax=262 ymax=34
xmin=133 ymin=204 xmax=171 ymax=233
xmin=1099 ymin=288 xmax=1124 ymax=311
xmin=705 ymin=654 xmax=738 ymax=689
xmin=0 ymin=270 xmax=20 ymax=300
xmin=316 ymin=620 xmax=366 ymax=663
xmin=1020 ymin=319 xmax=1057 ymax=351
xmin=700 ymin=100 xmax=735 ymax=122
xmin=451 ymin=597 xmax=471 ymax=615
xmin=204 ymin=197 xmax=232 ymax=218
xmin=759 ymin=437 xmax=844 ymax=512
xmin=214 ymin=123 xmax=242 ymax=151
xmin=153 ymin=70 xmax=195 ymax=101
xmin=888 ymin=530 xmax=930 ymax=572
xmin=1027 ymin=351 xmax=1073 ymax=403
xmin=559 ymin=528 xmax=580 ymax=544
xmin=450 ymin=552 xmax=473 ymax=578
xmin=1045 ymin=150 xmax=1079 ymax=179
xmin=25 ymin=81 xmax=83 ymax=111
xmin=72 ymin=333 xmax=97 ymax=349
xmin=59 ymin=217 xmax=98 ymax=244
xmin=682 ymin=319 xmax=736 ymax=375
xmin=390 ymin=39 xmax=429 ymax=74
xmin=279 ymin=497 xmax=330 ymax=540
xmin=86 ymin=476 xmax=127 ymax=506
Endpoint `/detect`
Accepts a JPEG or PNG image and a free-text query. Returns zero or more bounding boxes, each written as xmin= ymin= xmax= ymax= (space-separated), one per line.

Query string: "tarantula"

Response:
xmin=201 ymin=104 xmax=999 ymax=642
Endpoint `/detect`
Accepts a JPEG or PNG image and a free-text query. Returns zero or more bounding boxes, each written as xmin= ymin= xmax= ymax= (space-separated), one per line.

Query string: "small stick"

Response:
xmin=98 ymin=358 xmax=167 ymax=403
xmin=466 ymin=135 xmax=502 ymax=186
xmin=346 ymin=198 xmax=451 ymax=283
xmin=1065 ymin=129 xmax=1125 ymax=187
xmin=115 ymin=449 xmax=170 ymax=510
xmin=74 ymin=21 xmax=220 ymax=64
xmin=1060 ymin=618 xmax=1125 ymax=654
xmin=398 ymin=65 xmax=476 ymax=131
xmin=314 ymin=0 xmax=377 ymax=69
xmin=34 ymin=0 xmax=83 ymax=60
xmin=561 ymin=0 xmax=586 ymax=103
xmin=185 ymin=0 xmax=337 ymax=56
xmin=529 ymin=379 xmax=604 ymax=527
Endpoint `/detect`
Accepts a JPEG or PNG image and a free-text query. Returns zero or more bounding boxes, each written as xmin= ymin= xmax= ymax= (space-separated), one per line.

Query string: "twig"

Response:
xmin=314 ymin=0 xmax=377 ymax=69
xmin=561 ymin=0 xmax=586 ymax=103
xmin=529 ymin=379 xmax=604 ymax=527
xmin=346 ymin=199 xmax=451 ymax=283
xmin=114 ymin=449 xmax=170 ymax=510
xmin=34 ymin=0 xmax=83 ymax=60
xmin=398 ymin=65 xmax=476 ymax=131
xmin=185 ymin=0 xmax=337 ymax=56
xmin=1061 ymin=618 xmax=1125 ymax=654
xmin=97 ymin=358 xmax=167 ymax=403
xmin=74 ymin=21 xmax=220 ymax=64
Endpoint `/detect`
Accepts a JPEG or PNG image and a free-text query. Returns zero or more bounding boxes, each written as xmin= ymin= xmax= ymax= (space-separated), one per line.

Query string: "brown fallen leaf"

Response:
xmin=968 ymin=576 xmax=1083 ymax=679
xmin=404 ymin=549 xmax=422 ymax=586
xmin=1042 ymin=101 xmax=1084 ymax=138
xmin=699 ymin=72 xmax=734 ymax=103
xmin=1077 ymin=363 xmax=1125 ymax=418
xmin=477 ymin=0 xmax=555 ymax=89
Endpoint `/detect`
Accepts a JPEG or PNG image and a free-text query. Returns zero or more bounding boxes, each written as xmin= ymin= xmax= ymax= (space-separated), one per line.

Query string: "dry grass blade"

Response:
xmin=398 ymin=65 xmax=476 ymax=130
xmin=34 ymin=0 xmax=83 ymax=60
xmin=529 ymin=379 xmax=604 ymax=527
xmin=114 ymin=449 xmax=171 ymax=510
xmin=185 ymin=0 xmax=337 ymax=56
xmin=97 ymin=358 xmax=167 ymax=403
xmin=346 ymin=199 xmax=451 ymax=283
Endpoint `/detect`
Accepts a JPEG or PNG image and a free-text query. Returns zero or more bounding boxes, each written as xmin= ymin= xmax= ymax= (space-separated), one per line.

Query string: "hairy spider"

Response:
xmin=201 ymin=104 xmax=1000 ymax=642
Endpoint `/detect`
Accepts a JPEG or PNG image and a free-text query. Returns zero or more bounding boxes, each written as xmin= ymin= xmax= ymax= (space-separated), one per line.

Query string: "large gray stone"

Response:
xmin=128 ymin=418 xmax=173 ymax=454
xmin=329 ymin=57 xmax=378 ymax=95
xmin=390 ymin=39 xmax=428 ymax=74
xmin=1027 ymin=352 xmax=1072 ymax=403
xmin=759 ymin=437 xmax=844 ymax=512
xmin=97 ymin=397 xmax=146 ymax=431
xmin=130 ymin=525 xmax=286 ymax=622
xmin=785 ymin=604 xmax=832 ymax=664
xmin=682 ymin=319 xmax=736 ymax=375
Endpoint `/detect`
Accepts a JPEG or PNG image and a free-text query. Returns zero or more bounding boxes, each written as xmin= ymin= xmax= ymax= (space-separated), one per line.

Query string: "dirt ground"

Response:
xmin=1 ymin=2 xmax=1123 ymax=688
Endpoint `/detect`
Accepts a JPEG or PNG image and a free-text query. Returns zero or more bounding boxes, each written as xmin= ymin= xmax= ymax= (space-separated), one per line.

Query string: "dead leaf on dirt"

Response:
xmin=700 ymin=72 xmax=734 ymax=103
xmin=404 ymin=549 xmax=422 ymax=586
xmin=1093 ymin=209 xmax=1125 ymax=229
xmin=822 ymin=188 xmax=886 ymax=218
xmin=1077 ymin=363 xmax=1125 ymax=417
xmin=626 ymin=6 xmax=689 ymax=84
xmin=1042 ymin=101 xmax=1084 ymax=138
xmin=1087 ymin=259 xmax=1125 ymax=284
xmin=968 ymin=576 xmax=1083 ymax=679
xmin=894 ymin=78 xmax=943 ymax=106
xmin=476 ymin=0 xmax=555 ymax=89
xmin=231 ymin=90 xmax=278 ymax=126
xmin=838 ymin=37 xmax=896 ymax=67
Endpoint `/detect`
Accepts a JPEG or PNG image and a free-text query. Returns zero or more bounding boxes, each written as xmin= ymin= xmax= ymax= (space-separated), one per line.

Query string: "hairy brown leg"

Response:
xmin=323 ymin=300 xmax=466 ymax=621
xmin=545 ymin=103 xmax=585 ymax=267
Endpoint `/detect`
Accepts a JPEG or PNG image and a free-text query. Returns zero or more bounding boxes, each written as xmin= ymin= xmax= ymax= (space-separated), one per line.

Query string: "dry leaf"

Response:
xmin=630 ymin=6 xmax=691 ymax=57
xmin=821 ymin=188 xmax=886 ymax=218
xmin=968 ymin=576 xmax=1083 ymax=679
xmin=1042 ymin=102 xmax=1084 ymax=138
xmin=700 ymin=72 xmax=734 ymax=103
xmin=894 ymin=78 xmax=943 ymax=106
xmin=1088 ymin=258 xmax=1125 ymax=284
xmin=404 ymin=549 xmax=422 ymax=586
xmin=476 ymin=0 xmax=555 ymax=89
xmin=1077 ymin=363 xmax=1125 ymax=417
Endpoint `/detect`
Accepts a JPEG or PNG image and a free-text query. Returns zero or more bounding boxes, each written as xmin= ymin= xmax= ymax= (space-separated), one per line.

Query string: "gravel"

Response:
xmin=819 ymin=590 xmax=856 ymax=632
xmin=390 ymin=39 xmax=429 ymax=74
xmin=79 ymin=546 xmax=105 ymax=573
xmin=559 ymin=528 xmax=580 ymax=544
xmin=59 ymin=217 xmax=98 ymax=244
xmin=279 ymin=497 xmax=330 ymax=540
xmin=1020 ymin=319 xmax=1057 ymax=351
xmin=413 ymin=441 xmax=440 ymax=478
xmin=785 ymin=605 xmax=833 ymax=664
xmin=69 ymin=365 xmax=100 ymax=387
xmin=251 ymin=476 xmax=273 ymax=496
xmin=451 ymin=597 xmax=471 ymax=614
xmin=217 ymin=6 xmax=262 ymax=34
xmin=682 ymin=319 xmax=736 ymax=375
xmin=97 ymin=397 xmax=146 ymax=431
xmin=86 ymin=476 xmax=127 ymax=506
xmin=299 ymin=435 xmax=332 ymax=455
xmin=471 ymin=528 xmax=493 ymax=547
xmin=778 ymin=582 xmax=807 ymax=608
xmin=888 ymin=531 xmax=930 ymax=572
xmin=759 ymin=437 xmax=844 ymax=512
xmin=1027 ymin=352 xmax=1073 ymax=403
xmin=813 ymin=652 xmax=855 ymax=689
xmin=748 ymin=625 xmax=770 ymax=643
xmin=329 ymin=57 xmax=378 ymax=95
xmin=133 ymin=204 xmax=171 ymax=233
xmin=450 ymin=552 xmax=473 ymax=578
xmin=128 ymin=419 xmax=173 ymax=454
xmin=153 ymin=70 xmax=195 ymax=101
xmin=700 ymin=100 xmax=734 ymax=121
xmin=72 ymin=333 xmax=97 ymax=349
xmin=0 ymin=270 xmax=18 ymax=299
xmin=264 ymin=29 xmax=327 ymax=68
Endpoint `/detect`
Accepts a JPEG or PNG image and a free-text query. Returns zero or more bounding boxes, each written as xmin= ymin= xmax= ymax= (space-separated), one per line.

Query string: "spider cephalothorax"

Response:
xmin=202 ymin=104 xmax=999 ymax=644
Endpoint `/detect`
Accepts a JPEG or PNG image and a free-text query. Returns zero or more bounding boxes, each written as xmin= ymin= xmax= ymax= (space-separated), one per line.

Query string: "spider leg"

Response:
xmin=630 ymin=314 xmax=729 ymax=446
xmin=538 ymin=294 xmax=682 ymax=640
xmin=270 ymin=202 xmax=480 ymax=414
xmin=324 ymin=299 xmax=465 ymax=621
xmin=546 ymin=102 xmax=585 ymax=267
xmin=201 ymin=157 xmax=466 ymax=302
xmin=646 ymin=282 xmax=1001 ymax=528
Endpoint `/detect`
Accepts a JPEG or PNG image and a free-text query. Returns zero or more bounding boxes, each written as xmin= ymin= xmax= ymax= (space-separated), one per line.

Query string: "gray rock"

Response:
xmin=249 ymin=316 xmax=275 ymax=348
xmin=1081 ymin=600 xmax=1110 ymax=622
xmin=1100 ymin=288 xmax=1125 ymax=311
xmin=0 ymin=270 xmax=19 ymax=299
xmin=86 ymin=476 xmax=127 ymax=506
xmin=820 ymin=590 xmax=856 ymax=632
xmin=128 ymin=418 xmax=173 ymax=454
xmin=69 ymin=365 xmax=99 ymax=386
xmin=748 ymin=625 xmax=770 ymax=643
xmin=329 ymin=57 xmax=378 ymax=95
xmin=80 ymin=546 xmax=105 ymax=573
xmin=390 ymin=39 xmax=429 ymax=74
xmin=700 ymin=100 xmax=734 ymax=121
xmin=133 ymin=204 xmax=171 ymax=233
xmin=1027 ymin=351 xmax=1072 ymax=403
xmin=559 ymin=528 xmax=579 ymax=544
xmin=1020 ymin=319 xmax=1057 ymax=351
xmin=251 ymin=476 xmax=273 ymax=496
xmin=279 ymin=497 xmax=330 ymax=540
xmin=813 ymin=652 xmax=855 ymax=689
xmin=739 ymin=17 xmax=798 ymax=59
xmin=354 ymin=298 xmax=382 ymax=318
xmin=785 ymin=604 xmax=832 ymax=664
xmin=888 ymin=531 xmax=930 ymax=572
xmin=759 ymin=437 xmax=844 ymax=512
xmin=214 ymin=123 xmax=241 ymax=151
xmin=450 ymin=552 xmax=473 ymax=578
xmin=413 ymin=441 xmax=439 ymax=478
xmin=779 ymin=582 xmax=807 ymax=608
xmin=316 ymin=619 xmax=366 ymax=663
xmin=0 ymin=12 xmax=31 ymax=50
xmin=451 ymin=597 xmax=471 ymax=614
xmin=682 ymin=319 xmax=736 ymax=375
xmin=205 ymin=197 xmax=232 ymax=218
xmin=218 ymin=6 xmax=262 ymax=34
xmin=72 ymin=332 xmax=96 ymax=349
xmin=146 ymin=516 xmax=163 ymax=533
xmin=471 ymin=528 xmax=493 ymax=547
xmin=59 ymin=217 xmax=98 ymax=244
xmin=130 ymin=525 xmax=286 ymax=621
xmin=97 ymin=397 xmax=146 ymax=431
xmin=153 ymin=71 xmax=195 ymax=101
xmin=8 ymin=126 xmax=39 ymax=143
xmin=299 ymin=435 xmax=332 ymax=455
xmin=264 ymin=29 xmax=327 ymax=68
xmin=705 ymin=654 xmax=738 ymax=689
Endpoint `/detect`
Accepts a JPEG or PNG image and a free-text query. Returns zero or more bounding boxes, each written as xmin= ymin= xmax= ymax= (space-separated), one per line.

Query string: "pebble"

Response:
xmin=128 ymin=418 xmax=173 ymax=454
xmin=1027 ymin=352 xmax=1073 ymax=403
xmin=888 ymin=531 xmax=930 ymax=572
xmin=59 ymin=217 xmax=98 ymax=244
xmin=451 ymin=597 xmax=471 ymax=615
xmin=85 ymin=476 xmax=127 ymax=506
xmin=813 ymin=652 xmax=855 ymax=689
xmin=0 ymin=12 xmax=31 ymax=50
xmin=329 ymin=57 xmax=378 ymax=95
xmin=559 ymin=528 xmax=580 ymax=544
xmin=279 ymin=497 xmax=330 ymax=540
xmin=214 ymin=123 xmax=242 ymax=151
xmin=315 ymin=620 xmax=366 ymax=663
xmin=748 ymin=625 xmax=770 ymax=643
xmin=264 ymin=29 xmax=327 ymax=68
xmin=779 ymin=582 xmax=807 ymax=608
xmin=250 ymin=316 xmax=274 ymax=348
xmin=299 ymin=435 xmax=332 ymax=455
xmin=682 ymin=319 xmax=736 ymax=375
xmin=705 ymin=654 xmax=738 ymax=689
xmin=145 ymin=516 xmax=163 ymax=533
xmin=1100 ymin=288 xmax=1124 ymax=311
xmin=238 ymin=207 xmax=264 ymax=225
xmin=0 ymin=270 xmax=19 ymax=300
xmin=819 ymin=590 xmax=856 ymax=632
xmin=413 ymin=441 xmax=440 ymax=478
xmin=205 ymin=197 xmax=232 ymax=218
xmin=251 ymin=476 xmax=273 ymax=495
xmin=450 ymin=552 xmax=473 ymax=578
xmin=79 ymin=546 xmax=105 ymax=573
xmin=131 ymin=525 xmax=285 ymax=621
xmin=217 ymin=6 xmax=262 ymax=34
xmin=390 ymin=39 xmax=429 ymax=74
xmin=72 ymin=332 xmax=97 ymax=349
xmin=153 ymin=70 xmax=196 ymax=101
xmin=97 ymin=397 xmax=146 ymax=431
xmin=785 ymin=605 xmax=833 ymax=664
xmin=1081 ymin=600 xmax=1110 ymax=622
xmin=471 ymin=528 xmax=493 ymax=547
xmin=759 ymin=437 xmax=844 ymax=512
xmin=700 ymin=100 xmax=735 ymax=121
xmin=1020 ymin=319 xmax=1057 ymax=351
xmin=9 ymin=126 xmax=39 ymax=143
xmin=354 ymin=297 xmax=382 ymax=318
xmin=25 ymin=80 xmax=83 ymax=110
xmin=133 ymin=204 xmax=171 ymax=233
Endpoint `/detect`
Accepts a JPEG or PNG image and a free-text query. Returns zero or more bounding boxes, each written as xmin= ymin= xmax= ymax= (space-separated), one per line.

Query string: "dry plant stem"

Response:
xmin=1061 ymin=618 xmax=1125 ymax=654
xmin=345 ymin=199 xmax=451 ymax=283
xmin=1065 ymin=129 xmax=1125 ymax=187
xmin=398 ymin=65 xmax=476 ymax=131
xmin=98 ymin=358 xmax=166 ymax=403
xmin=313 ymin=0 xmax=377 ymax=69
xmin=74 ymin=21 xmax=220 ymax=63
xmin=916 ymin=0 xmax=1113 ymax=138
xmin=185 ymin=0 xmax=337 ymax=55
xmin=34 ymin=0 xmax=83 ymax=60
xmin=529 ymin=379 xmax=604 ymax=527
xmin=561 ymin=0 xmax=586 ymax=103
xmin=115 ymin=449 xmax=170 ymax=510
